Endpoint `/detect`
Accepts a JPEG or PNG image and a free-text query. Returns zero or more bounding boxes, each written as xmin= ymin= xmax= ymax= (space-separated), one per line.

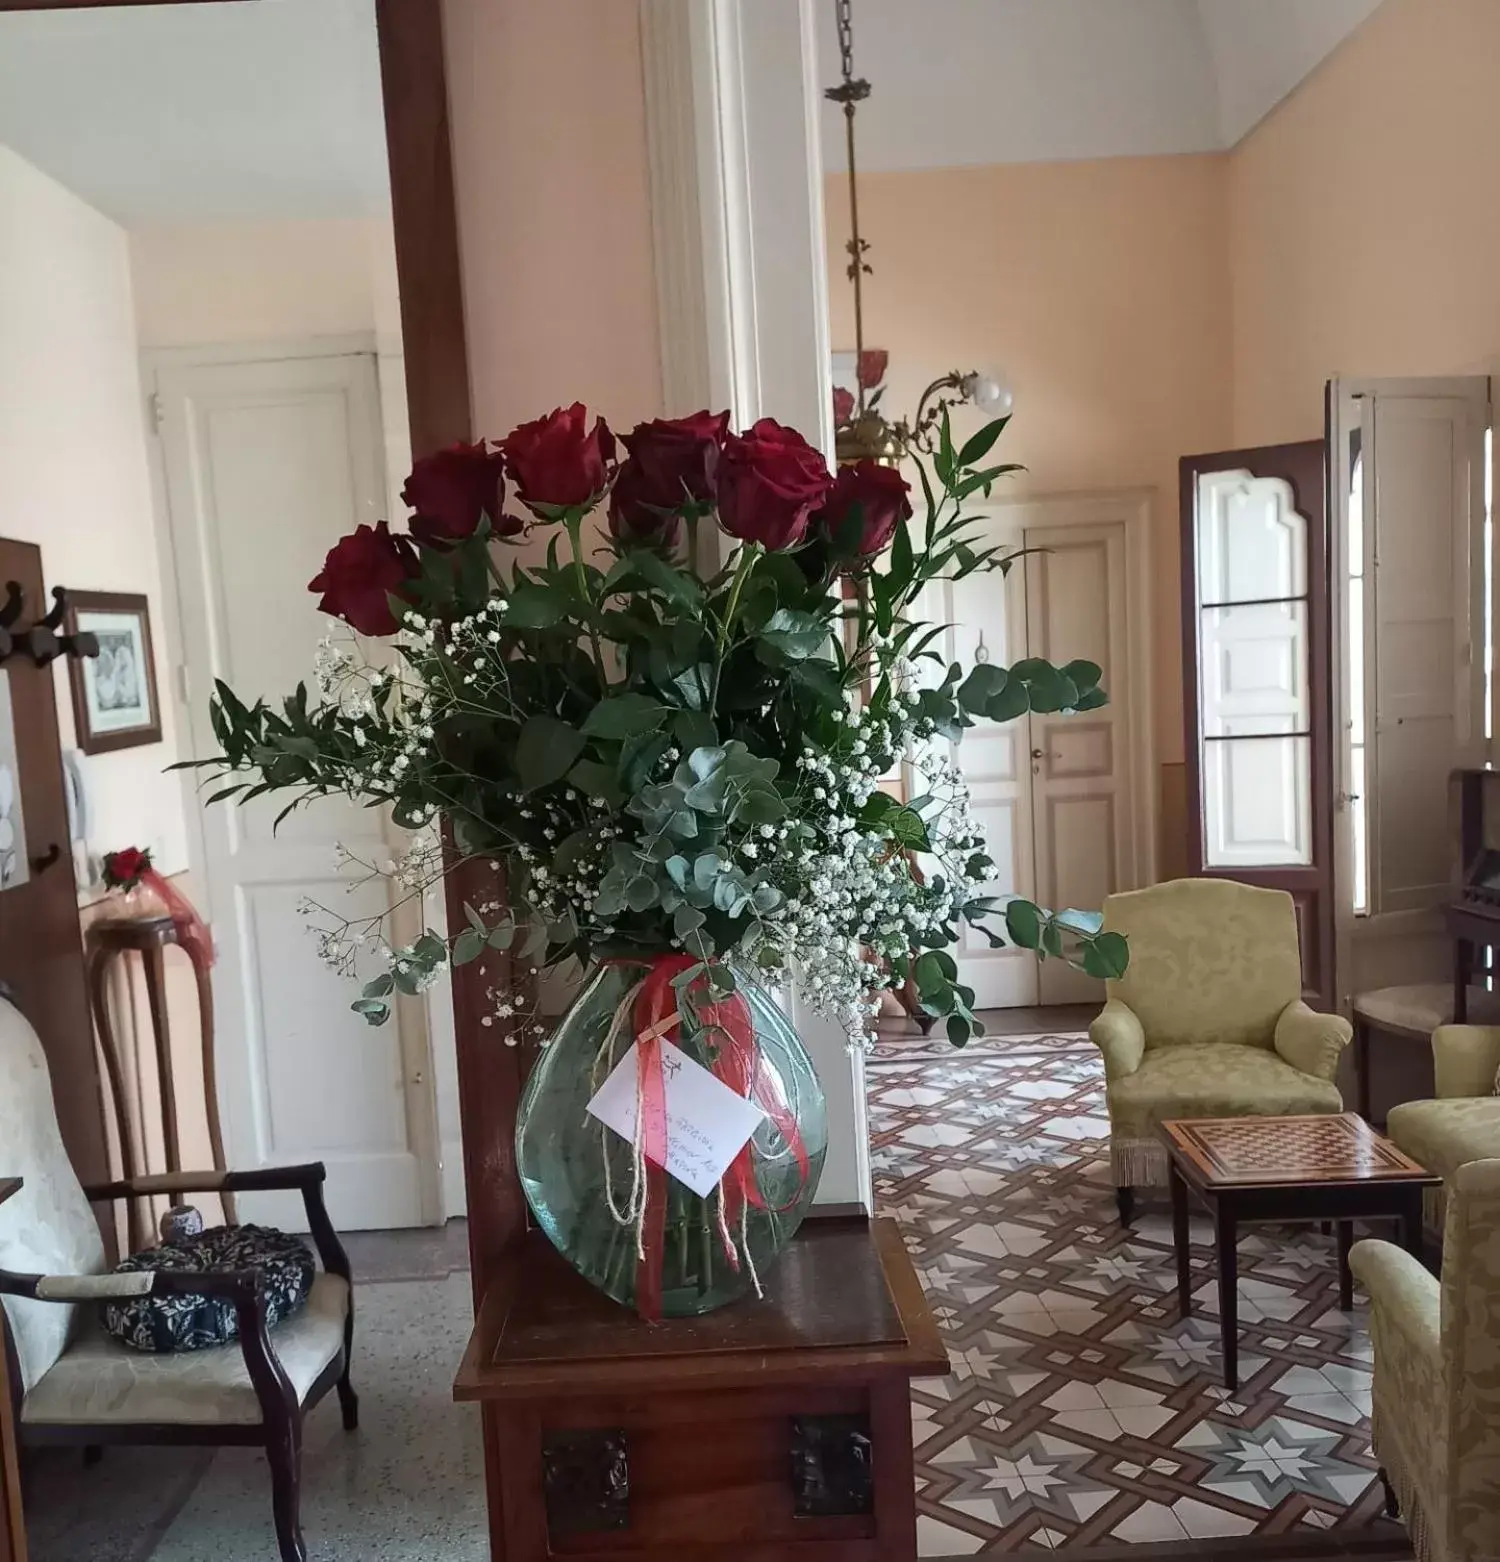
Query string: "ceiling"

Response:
xmin=0 ymin=0 xmax=389 ymax=225
xmin=818 ymin=0 xmax=1384 ymax=174
xmin=0 ymin=0 xmax=1383 ymax=225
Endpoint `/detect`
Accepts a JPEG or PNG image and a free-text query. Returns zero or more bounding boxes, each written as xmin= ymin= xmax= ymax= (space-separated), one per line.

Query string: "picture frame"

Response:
xmin=63 ymin=590 xmax=162 ymax=754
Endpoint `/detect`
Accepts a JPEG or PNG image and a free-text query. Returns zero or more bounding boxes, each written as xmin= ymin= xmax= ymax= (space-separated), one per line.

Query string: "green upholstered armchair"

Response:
xmin=1387 ymin=1026 xmax=1500 ymax=1195
xmin=1089 ymin=879 xmax=1349 ymax=1224
xmin=1351 ymin=1158 xmax=1500 ymax=1562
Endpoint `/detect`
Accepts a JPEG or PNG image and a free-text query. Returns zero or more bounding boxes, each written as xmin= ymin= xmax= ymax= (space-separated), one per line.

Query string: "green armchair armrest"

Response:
xmin=1350 ymin=1239 xmax=1444 ymax=1457
xmin=1432 ymin=1024 xmax=1500 ymax=1100
xmin=1090 ymin=999 xmax=1145 ymax=1081
xmin=1273 ymin=1000 xmax=1351 ymax=1083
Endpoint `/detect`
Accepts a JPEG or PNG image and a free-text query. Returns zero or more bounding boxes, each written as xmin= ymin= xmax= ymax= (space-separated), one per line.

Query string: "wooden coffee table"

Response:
xmin=1161 ymin=1114 xmax=1437 ymax=1391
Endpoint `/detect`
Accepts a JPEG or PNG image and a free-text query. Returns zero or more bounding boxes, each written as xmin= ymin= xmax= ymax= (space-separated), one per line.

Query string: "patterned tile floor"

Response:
xmin=867 ymin=1030 xmax=1393 ymax=1554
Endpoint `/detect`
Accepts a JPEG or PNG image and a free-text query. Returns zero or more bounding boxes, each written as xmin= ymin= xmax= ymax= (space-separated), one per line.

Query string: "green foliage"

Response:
xmin=188 ymin=408 xmax=1128 ymax=1037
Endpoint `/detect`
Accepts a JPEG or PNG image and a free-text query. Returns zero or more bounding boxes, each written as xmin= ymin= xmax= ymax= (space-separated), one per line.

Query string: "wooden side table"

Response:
xmin=1162 ymin=1115 xmax=1437 ymax=1392
xmin=455 ymin=1217 xmax=947 ymax=1562
xmin=0 ymin=1177 xmax=26 ymax=1562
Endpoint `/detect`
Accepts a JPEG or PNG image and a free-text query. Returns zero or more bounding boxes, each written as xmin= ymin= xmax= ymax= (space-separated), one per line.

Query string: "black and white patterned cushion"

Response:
xmin=102 ymin=1225 xmax=316 ymax=1353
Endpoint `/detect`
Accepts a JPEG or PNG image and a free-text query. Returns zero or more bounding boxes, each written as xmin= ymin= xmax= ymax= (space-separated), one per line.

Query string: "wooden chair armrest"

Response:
xmin=0 ymin=1265 xmax=305 ymax=1430
xmin=83 ymin=1163 xmax=327 ymax=1202
xmin=0 ymin=1264 xmax=260 ymax=1304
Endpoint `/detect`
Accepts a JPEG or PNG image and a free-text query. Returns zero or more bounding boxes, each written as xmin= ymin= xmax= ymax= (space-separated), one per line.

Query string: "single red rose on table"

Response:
xmin=103 ymin=846 xmax=152 ymax=890
xmin=609 ymin=410 xmax=730 ymax=546
xmin=814 ymin=459 xmax=913 ymax=560
xmin=308 ymin=521 xmax=419 ymax=637
xmin=501 ymin=402 xmax=615 ymax=514
xmin=401 ymin=441 xmax=516 ymax=547
xmin=716 ymin=418 xmax=833 ymax=552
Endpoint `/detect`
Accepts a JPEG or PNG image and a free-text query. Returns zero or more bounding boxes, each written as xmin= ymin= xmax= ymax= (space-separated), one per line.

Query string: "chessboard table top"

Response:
xmin=1162 ymin=1113 xmax=1438 ymax=1191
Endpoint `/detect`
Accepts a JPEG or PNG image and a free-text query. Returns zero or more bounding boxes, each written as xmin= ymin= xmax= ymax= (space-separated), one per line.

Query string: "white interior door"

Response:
xmin=152 ymin=349 xmax=436 ymax=1231
xmin=1025 ymin=520 xmax=1136 ymax=1005
xmin=936 ymin=536 xmax=1038 ymax=1009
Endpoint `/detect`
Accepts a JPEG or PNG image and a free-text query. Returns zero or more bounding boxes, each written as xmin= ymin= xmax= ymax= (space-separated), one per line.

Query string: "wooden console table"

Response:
xmin=1 ymin=1178 xmax=25 ymax=1562
xmin=455 ymin=1217 xmax=947 ymax=1562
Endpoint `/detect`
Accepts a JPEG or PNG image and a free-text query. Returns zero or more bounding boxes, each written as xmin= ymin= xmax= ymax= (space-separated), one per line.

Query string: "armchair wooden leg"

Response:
xmin=1116 ymin=1186 xmax=1135 ymax=1228
xmin=1378 ymin=1467 xmax=1399 ymax=1520
xmin=336 ymin=1309 xmax=359 ymax=1432
xmin=266 ymin=1412 xmax=306 ymax=1562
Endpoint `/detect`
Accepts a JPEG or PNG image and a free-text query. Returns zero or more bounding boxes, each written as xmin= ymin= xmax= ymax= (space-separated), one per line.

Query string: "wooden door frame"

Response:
xmin=1179 ymin=440 xmax=1335 ymax=1007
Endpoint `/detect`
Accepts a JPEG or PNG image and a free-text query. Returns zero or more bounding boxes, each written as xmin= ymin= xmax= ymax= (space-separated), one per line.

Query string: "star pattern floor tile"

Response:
xmin=867 ymin=1031 xmax=1391 ymax=1552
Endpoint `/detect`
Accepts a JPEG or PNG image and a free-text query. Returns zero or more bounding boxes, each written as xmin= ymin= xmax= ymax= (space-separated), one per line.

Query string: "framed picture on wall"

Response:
xmin=64 ymin=591 xmax=162 ymax=754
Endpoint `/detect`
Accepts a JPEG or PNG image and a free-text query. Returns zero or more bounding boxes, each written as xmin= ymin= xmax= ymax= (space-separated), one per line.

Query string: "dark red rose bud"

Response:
xmin=501 ymin=403 xmax=615 ymax=514
xmin=815 ymin=459 xmax=913 ymax=559
xmin=308 ymin=521 xmax=419 ymax=637
xmin=716 ymin=418 xmax=833 ymax=552
xmin=609 ymin=410 xmax=728 ymax=546
xmin=607 ymin=461 xmax=682 ymax=549
xmin=401 ymin=441 xmax=512 ymax=547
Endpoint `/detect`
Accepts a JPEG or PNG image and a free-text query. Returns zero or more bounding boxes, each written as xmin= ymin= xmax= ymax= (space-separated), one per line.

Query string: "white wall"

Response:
xmin=0 ymin=142 xmax=188 ymax=874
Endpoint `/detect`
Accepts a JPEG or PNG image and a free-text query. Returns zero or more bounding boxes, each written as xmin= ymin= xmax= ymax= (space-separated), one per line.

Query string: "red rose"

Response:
xmin=815 ymin=460 xmax=913 ymax=559
xmin=716 ymin=418 xmax=833 ymax=552
xmin=401 ymin=441 xmax=515 ymax=547
xmin=501 ymin=403 xmax=615 ymax=513
xmin=609 ymin=410 xmax=729 ymax=546
xmin=103 ymin=846 xmax=151 ymax=889
xmin=308 ymin=522 xmax=419 ymax=636
xmin=857 ymin=349 xmax=888 ymax=389
xmin=608 ymin=463 xmax=681 ymax=549
xmin=831 ymin=386 xmax=856 ymax=428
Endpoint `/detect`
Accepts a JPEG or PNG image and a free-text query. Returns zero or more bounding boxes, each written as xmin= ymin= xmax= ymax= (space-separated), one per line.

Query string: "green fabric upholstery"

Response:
xmin=1107 ymin=1044 xmax=1344 ymax=1144
xmin=1275 ymin=1000 xmax=1350 ymax=1082
xmin=1090 ymin=879 xmax=1350 ymax=1189
xmin=1388 ymin=1098 xmax=1500 ymax=1187
xmin=1090 ymin=999 xmax=1145 ymax=1082
xmin=1103 ymin=878 xmax=1304 ymax=1051
xmin=1352 ymin=1158 xmax=1500 ymax=1562
xmin=1433 ymin=1027 xmax=1500 ymax=1103
xmin=1385 ymin=1027 xmax=1500 ymax=1234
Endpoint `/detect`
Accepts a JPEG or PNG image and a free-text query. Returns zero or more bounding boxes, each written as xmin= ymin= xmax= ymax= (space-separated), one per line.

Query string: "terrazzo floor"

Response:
xmin=867 ymin=1029 xmax=1405 ymax=1555
xmin=23 ymin=1027 xmax=1413 ymax=1559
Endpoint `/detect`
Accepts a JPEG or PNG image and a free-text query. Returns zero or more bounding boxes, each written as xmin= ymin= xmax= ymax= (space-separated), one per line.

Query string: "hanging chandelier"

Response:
xmin=827 ymin=0 xmax=1012 ymax=466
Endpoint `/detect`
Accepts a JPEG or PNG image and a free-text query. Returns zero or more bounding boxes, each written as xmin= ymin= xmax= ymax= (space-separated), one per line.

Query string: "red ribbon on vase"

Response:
xmin=627 ymin=953 xmax=811 ymax=1320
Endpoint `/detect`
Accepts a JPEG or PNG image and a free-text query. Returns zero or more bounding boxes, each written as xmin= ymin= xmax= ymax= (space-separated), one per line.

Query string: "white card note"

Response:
xmin=585 ymin=1038 xmax=766 ymax=1198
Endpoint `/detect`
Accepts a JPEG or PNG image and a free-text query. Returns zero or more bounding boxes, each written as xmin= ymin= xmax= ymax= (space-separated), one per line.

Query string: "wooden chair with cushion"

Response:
xmin=1090 ymin=878 xmax=1351 ymax=1224
xmin=0 ymin=997 xmax=356 ymax=1562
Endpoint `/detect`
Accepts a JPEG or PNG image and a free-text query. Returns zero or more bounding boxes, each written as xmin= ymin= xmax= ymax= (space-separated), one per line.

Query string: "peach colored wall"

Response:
xmin=440 ymin=0 xmax=663 ymax=445
xmin=1229 ymin=0 xmax=1500 ymax=445
xmin=129 ymin=218 xmax=388 ymax=348
xmin=827 ymin=156 xmax=1233 ymax=778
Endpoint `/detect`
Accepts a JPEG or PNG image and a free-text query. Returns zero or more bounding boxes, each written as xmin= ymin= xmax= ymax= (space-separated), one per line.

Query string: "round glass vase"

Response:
xmin=516 ymin=957 xmax=828 ymax=1317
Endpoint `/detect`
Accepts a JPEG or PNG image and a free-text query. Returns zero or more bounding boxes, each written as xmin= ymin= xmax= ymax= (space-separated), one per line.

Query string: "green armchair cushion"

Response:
xmin=1386 ymin=1097 xmax=1500 ymax=1186
xmin=1274 ymin=1000 xmax=1352 ymax=1082
xmin=1107 ymin=1042 xmax=1344 ymax=1144
xmin=1103 ymin=879 xmax=1304 ymax=1052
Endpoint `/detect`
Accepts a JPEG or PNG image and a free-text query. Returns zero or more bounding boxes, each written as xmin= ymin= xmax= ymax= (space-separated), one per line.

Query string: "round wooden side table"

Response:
xmin=84 ymin=914 xmax=234 ymax=1252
